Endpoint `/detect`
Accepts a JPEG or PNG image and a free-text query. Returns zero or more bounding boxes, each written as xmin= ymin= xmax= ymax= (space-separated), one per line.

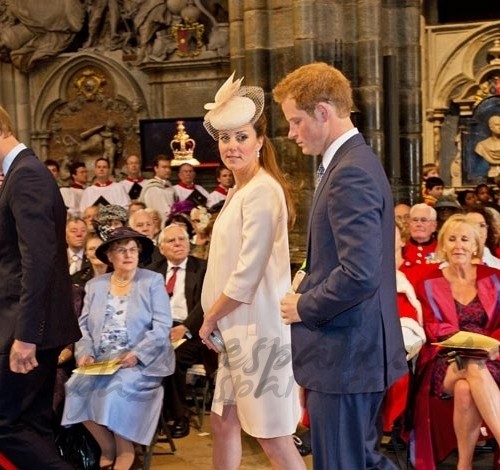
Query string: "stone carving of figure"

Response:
xmin=475 ymin=115 xmax=500 ymax=178
xmin=58 ymin=143 xmax=81 ymax=186
xmin=127 ymin=0 xmax=172 ymax=63
xmin=450 ymin=133 xmax=462 ymax=187
xmin=207 ymin=23 xmax=229 ymax=56
xmin=195 ymin=0 xmax=229 ymax=56
xmin=82 ymin=0 xmax=121 ymax=50
xmin=0 ymin=0 xmax=85 ymax=72
xmin=79 ymin=121 xmax=122 ymax=175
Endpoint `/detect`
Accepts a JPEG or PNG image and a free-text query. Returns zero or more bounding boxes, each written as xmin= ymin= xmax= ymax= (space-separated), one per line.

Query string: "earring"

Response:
xmin=256 ymin=149 xmax=260 ymax=159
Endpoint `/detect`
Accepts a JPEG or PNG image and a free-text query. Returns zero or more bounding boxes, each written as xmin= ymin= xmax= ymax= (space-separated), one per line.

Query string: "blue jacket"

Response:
xmin=76 ymin=268 xmax=175 ymax=377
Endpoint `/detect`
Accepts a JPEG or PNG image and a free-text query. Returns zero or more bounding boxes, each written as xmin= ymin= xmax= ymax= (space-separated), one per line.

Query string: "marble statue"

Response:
xmin=475 ymin=115 xmax=500 ymax=178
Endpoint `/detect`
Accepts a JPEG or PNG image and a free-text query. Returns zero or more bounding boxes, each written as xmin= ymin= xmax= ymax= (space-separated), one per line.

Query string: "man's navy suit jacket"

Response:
xmin=0 ymin=148 xmax=81 ymax=353
xmin=293 ymin=134 xmax=406 ymax=393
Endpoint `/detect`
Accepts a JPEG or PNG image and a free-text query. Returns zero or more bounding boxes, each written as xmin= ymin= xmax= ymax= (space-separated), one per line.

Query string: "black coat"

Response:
xmin=146 ymin=255 xmax=207 ymax=338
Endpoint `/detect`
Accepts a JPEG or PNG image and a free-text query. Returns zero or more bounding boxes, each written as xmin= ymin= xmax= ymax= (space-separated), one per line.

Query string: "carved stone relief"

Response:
xmin=46 ymin=65 xmax=142 ymax=184
xmin=424 ymin=22 xmax=500 ymax=187
xmin=0 ymin=0 xmax=229 ymax=71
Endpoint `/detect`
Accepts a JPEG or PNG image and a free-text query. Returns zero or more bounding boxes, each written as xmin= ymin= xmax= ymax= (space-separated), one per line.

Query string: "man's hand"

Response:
xmin=9 ymin=340 xmax=38 ymax=374
xmin=280 ymin=293 xmax=302 ymax=325
xmin=170 ymin=325 xmax=188 ymax=343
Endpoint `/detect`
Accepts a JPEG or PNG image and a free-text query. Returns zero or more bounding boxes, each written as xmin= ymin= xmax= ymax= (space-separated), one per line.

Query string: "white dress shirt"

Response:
xmin=167 ymin=258 xmax=188 ymax=322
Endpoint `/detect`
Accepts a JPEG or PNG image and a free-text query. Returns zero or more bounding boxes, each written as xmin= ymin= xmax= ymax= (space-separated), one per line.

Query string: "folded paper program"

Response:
xmin=433 ymin=331 xmax=500 ymax=358
xmin=73 ymin=359 xmax=122 ymax=376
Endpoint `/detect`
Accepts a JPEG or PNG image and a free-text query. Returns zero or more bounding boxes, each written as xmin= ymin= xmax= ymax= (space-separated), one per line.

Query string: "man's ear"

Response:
xmin=314 ymin=103 xmax=330 ymax=122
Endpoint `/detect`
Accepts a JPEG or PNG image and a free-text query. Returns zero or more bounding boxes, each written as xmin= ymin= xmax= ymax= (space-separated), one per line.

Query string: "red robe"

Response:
xmin=381 ymin=266 xmax=425 ymax=433
xmin=413 ymin=265 xmax=500 ymax=469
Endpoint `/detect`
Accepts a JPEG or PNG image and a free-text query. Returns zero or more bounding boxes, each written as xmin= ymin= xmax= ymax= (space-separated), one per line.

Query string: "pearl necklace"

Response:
xmin=111 ymin=274 xmax=132 ymax=287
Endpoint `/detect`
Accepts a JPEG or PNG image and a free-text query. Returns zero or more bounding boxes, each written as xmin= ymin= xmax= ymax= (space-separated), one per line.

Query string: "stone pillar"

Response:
xmin=356 ymin=0 xmax=383 ymax=159
xmin=32 ymin=131 xmax=51 ymax=161
xmin=228 ymin=1 xmax=244 ymax=72
xmin=382 ymin=0 xmax=422 ymax=204
xmin=0 ymin=63 xmax=30 ymax=145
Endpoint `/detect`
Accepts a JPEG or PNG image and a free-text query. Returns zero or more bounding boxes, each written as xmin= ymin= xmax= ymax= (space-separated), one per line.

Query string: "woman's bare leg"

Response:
xmin=452 ymin=379 xmax=482 ymax=470
xmin=257 ymin=435 xmax=307 ymax=470
xmin=83 ymin=420 xmax=115 ymax=467
xmin=113 ymin=434 xmax=135 ymax=470
xmin=443 ymin=359 xmax=500 ymax=470
xmin=464 ymin=362 xmax=500 ymax=444
xmin=211 ymin=405 xmax=242 ymax=470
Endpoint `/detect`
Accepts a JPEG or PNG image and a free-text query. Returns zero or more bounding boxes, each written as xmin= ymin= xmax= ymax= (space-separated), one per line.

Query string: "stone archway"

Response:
xmin=31 ymin=52 xmax=149 ymax=183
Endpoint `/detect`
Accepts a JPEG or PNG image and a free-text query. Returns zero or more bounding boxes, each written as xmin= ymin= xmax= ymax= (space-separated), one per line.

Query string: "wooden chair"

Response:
xmin=186 ymin=363 xmax=211 ymax=430
xmin=141 ymin=411 xmax=176 ymax=470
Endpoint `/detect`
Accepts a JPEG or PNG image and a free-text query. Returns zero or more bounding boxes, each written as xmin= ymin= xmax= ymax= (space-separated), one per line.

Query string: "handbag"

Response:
xmin=55 ymin=423 xmax=100 ymax=470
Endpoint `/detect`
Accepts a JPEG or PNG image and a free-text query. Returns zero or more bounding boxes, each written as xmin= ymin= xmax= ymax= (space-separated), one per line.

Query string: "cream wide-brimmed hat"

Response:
xmin=203 ymin=72 xmax=264 ymax=140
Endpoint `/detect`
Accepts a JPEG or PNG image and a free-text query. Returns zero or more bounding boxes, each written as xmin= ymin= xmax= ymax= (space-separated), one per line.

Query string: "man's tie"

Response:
xmin=316 ymin=162 xmax=326 ymax=189
xmin=69 ymin=254 xmax=80 ymax=275
xmin=166 ymin=266 xmax=179 ymax=297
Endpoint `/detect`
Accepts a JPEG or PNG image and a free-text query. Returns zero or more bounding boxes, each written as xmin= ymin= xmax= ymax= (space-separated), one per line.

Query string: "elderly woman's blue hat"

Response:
xmin=95 ymin=227 xmax=154 ymax=264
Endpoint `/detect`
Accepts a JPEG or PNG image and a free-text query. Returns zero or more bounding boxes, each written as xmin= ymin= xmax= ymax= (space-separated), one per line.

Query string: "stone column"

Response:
xmin=356 ymin=0 xmax=383 ymax=159
xmin=0 ymin=63 xmax=30 ymax=145
xmin=382 ymin=0 xmax=422 ymax=204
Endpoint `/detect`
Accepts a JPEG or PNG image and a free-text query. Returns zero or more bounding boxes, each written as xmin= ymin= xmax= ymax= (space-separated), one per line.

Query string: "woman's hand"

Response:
xmin=199 ymin=316 xmax=218 ymax=352
xmin=77 ymin=355 xmax=95 ymax=367
xmin=199 ymin=294 xmax=241 ymax=351
xmin=489 ymin=347 xmax=499 ymax=361
xmin=119 ymin=352 xmax=138 ymax=368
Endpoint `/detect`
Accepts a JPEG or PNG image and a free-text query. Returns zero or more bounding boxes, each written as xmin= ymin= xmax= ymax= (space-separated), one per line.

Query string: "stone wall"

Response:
xmin=0 ymin=1 xmax=497 ymax=261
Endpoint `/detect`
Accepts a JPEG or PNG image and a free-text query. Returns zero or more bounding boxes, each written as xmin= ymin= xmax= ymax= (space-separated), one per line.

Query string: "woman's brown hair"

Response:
xmin=253 ymin=114 xmax=296 ymax=228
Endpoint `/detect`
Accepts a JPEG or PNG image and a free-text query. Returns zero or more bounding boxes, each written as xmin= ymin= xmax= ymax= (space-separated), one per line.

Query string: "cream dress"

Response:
xmin=201 ymin=168 xmax=300 ymax=438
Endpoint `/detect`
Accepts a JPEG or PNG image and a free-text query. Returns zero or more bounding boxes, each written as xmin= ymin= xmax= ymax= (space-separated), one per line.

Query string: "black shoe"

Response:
xmin=170 ymin=417 xmax=190 ymax=439
xmin=293 ymin=431 xmax=312 ymax=456
xmin=475 ymin=439 xmax=495 ymax=453
xmin=384 ymin=437 xmax=407 ymax=453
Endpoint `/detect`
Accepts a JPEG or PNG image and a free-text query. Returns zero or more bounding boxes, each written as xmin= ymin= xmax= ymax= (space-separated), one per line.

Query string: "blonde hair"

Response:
xmin=273 ymin=62 xmax=353 ymax=118
xmin=422 ymin=162 xmax=439 ymax=178
xmin=395 ymin=219 xmax=409 ymax=245
xmin=437 ymin=214 xmax=483 ymax=262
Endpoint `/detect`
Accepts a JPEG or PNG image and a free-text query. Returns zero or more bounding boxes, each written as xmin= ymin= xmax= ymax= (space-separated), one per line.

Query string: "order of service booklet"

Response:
xmin=73 ymin=359 xmax=122 ymax=376
xmin=432 ymin=331 xmax=500 ymax=358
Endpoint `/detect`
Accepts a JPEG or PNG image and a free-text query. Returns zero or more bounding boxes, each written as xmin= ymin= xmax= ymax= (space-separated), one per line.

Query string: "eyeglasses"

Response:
xmin=409 ymin=217 xmax=435 ymax=224
xmin=112 ymin=247 xmax=139 ymax=255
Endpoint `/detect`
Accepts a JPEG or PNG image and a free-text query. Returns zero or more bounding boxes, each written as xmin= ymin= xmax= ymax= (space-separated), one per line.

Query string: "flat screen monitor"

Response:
xmin=139 ymin=117 xmax=219 ymax=171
